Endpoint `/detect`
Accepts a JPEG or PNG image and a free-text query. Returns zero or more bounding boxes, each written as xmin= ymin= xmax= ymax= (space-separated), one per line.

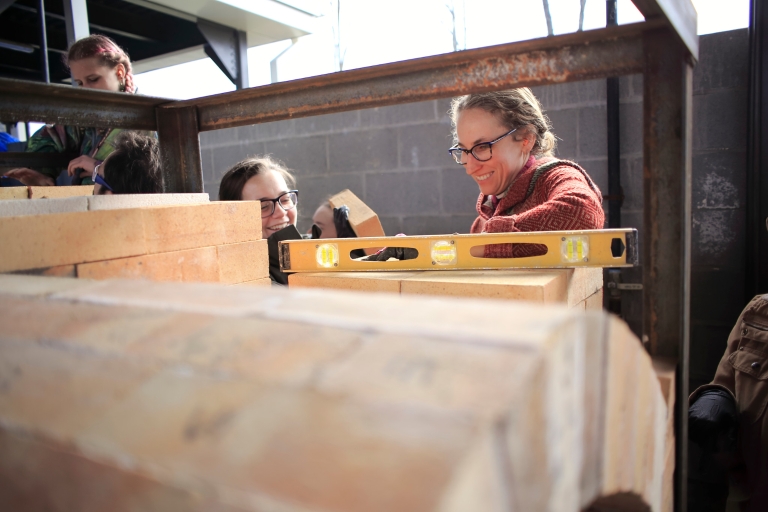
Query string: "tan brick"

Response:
xmin=584 ymin=288 xmax=603 ymax=311
xmin=86 ymin=193 xmax=209 ymax=211
xmin=28 ymin=185 xmax=93 ymax=199
xmin=0 ymin=196 xmax=88 ymax=217
xmin=564 ymin=268 xmax=604 ymax=308
xmin=217 ymin=240 xmax=269 ymax=284
xmin=142 ymin=202 xmax=261 ymax=254
xmin=0 ymin=274 xmax=95 ymax=297
xmin=11 ymin=264 xmax=77 ymax=277
xmin=0 ymin=208 xmax=147 ymax=272
xmin=329 ymin=189 xmax=385 ymax=255
xmin=234 ymin=277 xmax=272 ymax=287
xmin=0 ymin=186 xmax=28 ymax=200
xmin=288 ymin=271 xmax=410 ymax=293
xmin=77 ymin=247 xmax=220 ymax=283
xmin=401 ymin=269 xmax=568 ymax=303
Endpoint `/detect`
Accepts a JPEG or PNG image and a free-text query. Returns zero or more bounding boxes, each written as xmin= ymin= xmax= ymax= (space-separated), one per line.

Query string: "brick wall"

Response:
xmin=199 ymin=29 xmax=749 ymax=388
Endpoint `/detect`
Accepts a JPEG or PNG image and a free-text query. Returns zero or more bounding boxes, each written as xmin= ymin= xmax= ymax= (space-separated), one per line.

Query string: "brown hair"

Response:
xmin=65 ymin=34 xmax=134 ymax=93
xmin=218 ymin=156 xmax=296 ymax=201
xmin=450 ymin=88 xmax=556 ymax=157
xmin=101 ymin=132 xmax=163 ymax=194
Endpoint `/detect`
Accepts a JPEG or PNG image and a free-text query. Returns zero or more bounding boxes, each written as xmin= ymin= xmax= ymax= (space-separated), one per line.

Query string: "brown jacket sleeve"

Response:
xmin=690 ymin=294 xmax=768 ymax=510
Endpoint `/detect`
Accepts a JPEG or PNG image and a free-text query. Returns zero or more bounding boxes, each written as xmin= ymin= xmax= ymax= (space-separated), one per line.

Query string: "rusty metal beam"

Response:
xmin=0 ymin=78 xmax=168 ymax=130
xmin=642 ymin=28 xmax=693 ymax=512
xmin=167 ymin=21 xmax=660 ymax=132
xmin=156 ymin=106 xmax=203 ymax=193
xmin=0 ymin=151 xmax=79 ymax=170
xmin=632 ymin=0 xmax=698 ymax=60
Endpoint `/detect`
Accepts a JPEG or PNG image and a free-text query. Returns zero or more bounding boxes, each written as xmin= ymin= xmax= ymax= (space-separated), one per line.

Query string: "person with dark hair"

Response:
xmin=3 ymin=34 xmax=143 ymax=187
xmin=219 ymin=156 xmax=301 ymax=285
xmin=93 ymin=132 xmax=163 ymax=195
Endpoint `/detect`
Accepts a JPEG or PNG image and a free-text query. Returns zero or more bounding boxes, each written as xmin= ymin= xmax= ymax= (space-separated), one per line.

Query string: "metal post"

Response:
xmin=156 ymin=107 xmax=203 ymax=193
xmin=606 ymin=0 xmax=621 ymax=228
xmin=62 ymin=0 xmax=90 ymax=47
xmin=37 ymin=0 xmax=49 ymax=83
xmin=643 ymin=28 xmax=693 ymax=512
xmin=235 ymin=30 xmax=248 ymax=90
xmin=747 ymin=0 xmax=768 ymax=297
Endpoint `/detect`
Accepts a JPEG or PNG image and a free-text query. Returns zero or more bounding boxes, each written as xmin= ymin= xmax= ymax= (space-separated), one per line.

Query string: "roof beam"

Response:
xmin=632 ymin=0 xmax=698 ymax=59
xmin=172 ymin=21 xmax=659 ymax=132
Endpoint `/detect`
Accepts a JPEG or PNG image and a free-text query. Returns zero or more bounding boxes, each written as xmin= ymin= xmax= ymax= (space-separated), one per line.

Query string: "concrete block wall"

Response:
xmin=199 ymin=29 xmax=750 ymax=388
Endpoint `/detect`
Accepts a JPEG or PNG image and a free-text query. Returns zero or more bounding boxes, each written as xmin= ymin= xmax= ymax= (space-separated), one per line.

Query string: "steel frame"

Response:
xmin=0 ymin=1 xmax=697 ymax=509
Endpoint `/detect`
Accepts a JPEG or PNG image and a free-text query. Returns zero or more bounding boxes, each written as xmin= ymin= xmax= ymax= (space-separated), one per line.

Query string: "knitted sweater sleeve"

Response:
xmin=482 ymin=167 xmax=605 ymax=258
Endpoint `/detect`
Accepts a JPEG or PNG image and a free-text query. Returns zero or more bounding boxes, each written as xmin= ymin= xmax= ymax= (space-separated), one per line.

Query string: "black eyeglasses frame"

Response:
xmin=259 ymin=190 xmax=299 ymax=217
xmin=448 ymin=127 xmax=518 ymax=164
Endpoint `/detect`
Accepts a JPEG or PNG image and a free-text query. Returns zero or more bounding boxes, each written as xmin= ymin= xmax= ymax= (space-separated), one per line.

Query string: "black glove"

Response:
xmin=362 ymin=246 xmax=418 ymax=262
xmin=689 ymin=389 xmax=739 ymax=454
xmin=267 ymin=224 xmax=304 ymax=285
xmin=310 ymin=223 xmax=322 ymax=239
xmin=332 ymin=205 xmax=357 ymax=238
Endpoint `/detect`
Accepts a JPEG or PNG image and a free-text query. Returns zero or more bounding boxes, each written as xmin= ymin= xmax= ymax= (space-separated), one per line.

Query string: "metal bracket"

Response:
xmin=198 ymin=19 xmax=248 ymax=90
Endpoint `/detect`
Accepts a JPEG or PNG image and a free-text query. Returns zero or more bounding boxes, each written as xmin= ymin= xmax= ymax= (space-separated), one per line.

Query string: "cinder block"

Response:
xmin=329 ymin=189 xmax=386 ymax=247
xmin=217 ymin=240 xmax=269 ymax=284
xmin=398 ymin=124 xmax=453 ymax=169
xmin=77 ymin=247 xmax=220 ymax=283
xmin=27 ymin=185 xmax=94 ymax=199
xmin=327 ymin=128 xmax=398 ymax=173
xmin=0 ymin=197 xmax=88 ymax=217
xmin=142 ymin=202 xmax=262 ymax=254
xmin=87 ymin=193 xmax=210 ymax=211
xmin=0 ymin=187 xmax=27 ymax=200
xmin=365 ymin=171 xmax=441 ymax=216
xmin=0 ymin=208 xmax=147 ymax=273
xmin=264 ymin=135 xmax=328 ymax=177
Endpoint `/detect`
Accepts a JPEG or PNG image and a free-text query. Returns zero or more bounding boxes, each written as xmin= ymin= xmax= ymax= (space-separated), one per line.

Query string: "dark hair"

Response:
xmin=101 ymin=132 xmax=163 ymax=194
xmin=65 ymin=34 xmax=134 ymax=93
xmin=218 ymin=156 xmax=296 ymax=201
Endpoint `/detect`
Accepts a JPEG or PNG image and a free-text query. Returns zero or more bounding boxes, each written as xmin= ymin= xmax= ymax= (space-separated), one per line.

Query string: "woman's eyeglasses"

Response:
xmin=92 ymin=163 xmax=113 ymax=192
xmin=448 ymin=127 xmax=518 ymax=165
xmin=260 ymin=190 xmax=298 ymax=216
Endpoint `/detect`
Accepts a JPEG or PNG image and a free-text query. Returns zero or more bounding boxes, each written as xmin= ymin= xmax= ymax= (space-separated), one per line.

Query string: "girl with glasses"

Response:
xmin=219 ymin=156 xmax=301 ymax=285
xmin=449 ymin=88 xmax=604 ymax=258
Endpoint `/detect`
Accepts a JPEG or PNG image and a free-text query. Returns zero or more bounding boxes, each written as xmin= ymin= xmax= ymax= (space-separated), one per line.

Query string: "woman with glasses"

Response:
xmin=219 ymin=156 xmax=301 ymax=284
xmin=448 ymin=88 xmax=604 ymax=258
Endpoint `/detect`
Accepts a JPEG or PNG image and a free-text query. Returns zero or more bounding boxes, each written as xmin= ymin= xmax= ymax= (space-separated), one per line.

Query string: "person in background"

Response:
xmin=3 ymin=34 xmax=140 ymax=187
xmin=449 ymin=88 xmax=604 ymax=258
xmin=92 ymin=132 xmax=163 ymax=195
xmin=688 ymin=294 xmax=768 ymax=512
xmin=218 ymin=156 xmax=301 ymax=285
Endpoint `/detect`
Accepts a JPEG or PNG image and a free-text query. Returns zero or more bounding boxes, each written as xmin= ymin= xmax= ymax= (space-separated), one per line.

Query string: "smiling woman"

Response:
xmin=449 ymin=88 xmax=604 ymax=258
xmin=2 ymin=35 xmax=144 ymax=188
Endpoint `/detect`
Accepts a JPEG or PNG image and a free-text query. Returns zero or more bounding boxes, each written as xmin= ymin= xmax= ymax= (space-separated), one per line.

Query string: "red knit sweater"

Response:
xmin=470 ymin=155 xmax=604 ymax=258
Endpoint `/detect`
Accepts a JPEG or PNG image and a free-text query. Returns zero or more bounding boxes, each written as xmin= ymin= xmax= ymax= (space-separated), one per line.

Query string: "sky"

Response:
xmin=131 ymin=0 xmax=751 ymax=101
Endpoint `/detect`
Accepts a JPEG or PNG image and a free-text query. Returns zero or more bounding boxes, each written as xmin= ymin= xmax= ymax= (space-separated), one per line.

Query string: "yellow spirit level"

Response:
xmin=279 ymin=228 xmax=638 ymax=273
